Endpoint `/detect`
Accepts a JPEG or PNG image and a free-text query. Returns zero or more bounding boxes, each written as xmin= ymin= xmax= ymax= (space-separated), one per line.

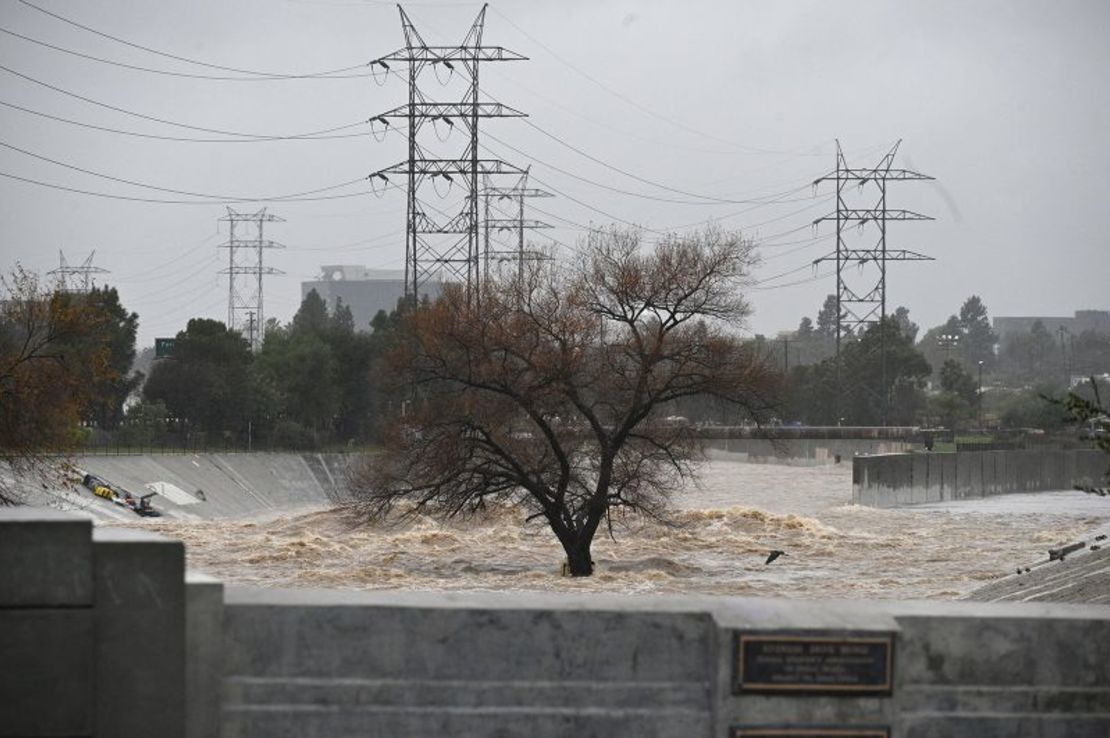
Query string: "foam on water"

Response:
xmin=105 ymin=459 xmax=1110 ymax=600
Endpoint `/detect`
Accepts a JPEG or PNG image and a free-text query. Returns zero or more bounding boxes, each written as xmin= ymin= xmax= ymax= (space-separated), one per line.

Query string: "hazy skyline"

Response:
xmin=1 ymin=0 xmax=1107 ymax=348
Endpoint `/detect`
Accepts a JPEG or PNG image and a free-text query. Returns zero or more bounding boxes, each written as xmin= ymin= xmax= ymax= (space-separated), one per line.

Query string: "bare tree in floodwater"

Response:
xmin=349 ymin=226 xmax=778 ymax=576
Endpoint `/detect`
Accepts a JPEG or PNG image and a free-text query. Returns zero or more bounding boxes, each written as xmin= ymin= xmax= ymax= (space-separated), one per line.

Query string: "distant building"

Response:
xmin=300 ymin=266 xmax=442 ymax=332
xmin=993 ymin=310 xmax=1110 ymax=341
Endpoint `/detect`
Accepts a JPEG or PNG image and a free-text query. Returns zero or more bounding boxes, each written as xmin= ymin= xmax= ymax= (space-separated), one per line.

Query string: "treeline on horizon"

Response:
xmin=5 ymin=272 xmax=1109 ymax=453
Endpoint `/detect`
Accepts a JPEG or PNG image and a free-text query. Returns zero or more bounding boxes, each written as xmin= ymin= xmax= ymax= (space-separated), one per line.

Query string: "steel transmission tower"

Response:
xmin=812 ymin=140 xmax=933 ymax=423
xmin=369 ymin=4 xmax=527 ymax=303
xmin=48 ymin=250 xmax=108 ymax=293
xmin=482 ymin=167 xmax=553 ymax=283
xmin=219 ymin=208 xmax=284 ymax=352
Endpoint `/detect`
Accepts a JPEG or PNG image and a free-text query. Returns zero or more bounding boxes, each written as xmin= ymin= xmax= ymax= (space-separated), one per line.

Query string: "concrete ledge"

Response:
xmin=0 ymin=507 xmax=92 ymax=606
xmin=93 ymin=528 xmax=186 ymax=738
xmin=186 ymin=572 xmax=224 ymax=738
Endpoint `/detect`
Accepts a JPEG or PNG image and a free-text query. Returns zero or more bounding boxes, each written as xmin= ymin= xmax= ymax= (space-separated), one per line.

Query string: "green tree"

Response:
xmin=1058 ymin=377 xmax=1109 ymax=495
xmin=1000 ymin=320 xmax=1058 ymax=383
xmin=927 ymin=359 xmax=979 ymax=428
xmin=142 ymin=319 xmax=253 ymax=435
xmin=821 ymin=319 xmax=930 ymax=425
xmin=958 ymin=295 xmax=997 ymax=369
xmin=816 ymin=294 xmax=838 ymax=338
xmin=893 ymin=306 xmax=918 ymax=342
xmin=1073 ymin=330 xmax=1110 ymax=377
xmin=292 ymin=288 xmax=329 ymax=335
xmin=782 ymin=361 xmax=837 ymax=424
xmin=787 ymin=313 xmax=835 ymax=368
xmin=918 ymin=315 xmax=963 ymax=374
xmin=57 ymin=286 xmax=140 ymax=430
xmin=939 ymin=359 xmax=978 ymax=402
xmin=996 ymin=385 xmax=1066 ymax=431
xmin=116 ymin=399 xmax=169 ymax=446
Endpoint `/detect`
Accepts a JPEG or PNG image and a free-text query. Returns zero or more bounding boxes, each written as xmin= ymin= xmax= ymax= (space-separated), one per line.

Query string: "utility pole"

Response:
xmin=369 ymin=4 xmax=527 ymax=305
xmin=977 ymin=360 xmax=984 ymax=428
xmin=48 ymin=250 xmax=109 ymax=293
xmin=812 ymin=140 xmax=934 ymax=425
xmin=482 ymin=167 xmax=553 ymax=283
xmin=1058 ymin=325 xmax=1071 ymax=388
xmin=781 ymin=335 xmax=792 ymax=376
xmin=219 ymin=208 xmax=284 ymax=352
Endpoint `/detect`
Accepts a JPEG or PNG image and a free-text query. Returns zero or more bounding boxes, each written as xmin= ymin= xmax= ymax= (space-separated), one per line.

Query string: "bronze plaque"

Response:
xmin=734 ymin=631 xmax=894 ymax=695
xmin=731 ymin=728 xmax=889 ymax=738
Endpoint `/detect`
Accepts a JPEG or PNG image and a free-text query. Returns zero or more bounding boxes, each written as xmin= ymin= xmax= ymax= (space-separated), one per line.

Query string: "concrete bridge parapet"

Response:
xmin=2 ymin=508 xmax=1109 ymax=737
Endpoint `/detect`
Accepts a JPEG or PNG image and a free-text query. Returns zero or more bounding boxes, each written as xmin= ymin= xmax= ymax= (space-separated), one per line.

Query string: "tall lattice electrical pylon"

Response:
xmin=369 ymin=3 xmax=527 ymax=303
xmin=811 ymin=140 xmax=934 ymax=423
xmin=218 ymin=208 xmax=284 ymax=352
xmin=482 ymin=167 xmax=553 ymax=283
xmin=812 ymin=140 xmax=933 ymax=348
xmin=48 ymin=250 xmax=109 ymax=293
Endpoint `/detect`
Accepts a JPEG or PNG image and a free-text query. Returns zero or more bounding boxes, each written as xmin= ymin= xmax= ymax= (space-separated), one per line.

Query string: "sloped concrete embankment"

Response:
xmin=62 ymin=453 xmax=352 ymax=521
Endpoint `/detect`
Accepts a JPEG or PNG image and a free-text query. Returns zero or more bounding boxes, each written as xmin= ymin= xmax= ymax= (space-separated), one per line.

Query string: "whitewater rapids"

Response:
xmin=108 ymin=457 xmax=1109 ymax=600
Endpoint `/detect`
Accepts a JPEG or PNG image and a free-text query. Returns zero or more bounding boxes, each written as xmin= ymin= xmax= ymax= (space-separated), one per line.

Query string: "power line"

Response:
xmin=109 ymin=231 xmax=222 ymax=282
xmin=483 ymin=126 xmax=818 ymax=206
xmin=489 ymin=6 xmax=828 ymax=158
xmin=0 ymin=25 xmax=372 ymax=81
xmin=759 ymin=234 xmax=833 ymax=262
xmin=0 ymin=63 xmax=370 ymax=139
xmin=0 ymin=138 xmax=370 ymax=202
xmin=515 ymin=118 xmax=818 ymax=205
xmin=522 ymin=171 xmax=667 ymax=235
xmin=381 ymin=63 xmax=824 ymax=207
xmin=751 ymin=269 xmax=834 ymax=292
xmin=16 ymin=0 xmax=372 ymax=79
xmin=0 ymin=98 xmax=370 ymax=143
xmin=754 ymin=261 xmax=817 ymax=285
xmin=662 ymin=196 xmax=832 ymax=235
xmin=0 ymin=169 xmax=378 ymax=205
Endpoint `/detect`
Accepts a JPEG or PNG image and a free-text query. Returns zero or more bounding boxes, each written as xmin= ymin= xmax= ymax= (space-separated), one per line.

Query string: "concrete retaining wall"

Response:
xmin=4 ymin=508 xmax=1110 ymax=737
xmin=853 ymin=449 xmax=1108 ymax=507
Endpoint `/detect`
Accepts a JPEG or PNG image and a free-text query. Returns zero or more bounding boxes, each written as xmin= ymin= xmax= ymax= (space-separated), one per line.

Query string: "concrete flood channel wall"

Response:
xmin=55 ymin=452 xmax=351 ymax=521
xmin=4 ymin=509 xmax=1110 ymax=737
xmin=853 ymin=448 xmax=1108 ymax=507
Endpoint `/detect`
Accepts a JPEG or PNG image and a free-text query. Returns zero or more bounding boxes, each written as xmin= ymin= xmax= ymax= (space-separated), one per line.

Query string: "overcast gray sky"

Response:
xmin=1 ymin=0 xmax=1107 ymax=348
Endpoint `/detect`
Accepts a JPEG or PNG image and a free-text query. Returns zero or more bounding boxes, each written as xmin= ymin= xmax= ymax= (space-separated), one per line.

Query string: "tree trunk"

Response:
xmin=563 ymin=537 xmax=595 ymax=577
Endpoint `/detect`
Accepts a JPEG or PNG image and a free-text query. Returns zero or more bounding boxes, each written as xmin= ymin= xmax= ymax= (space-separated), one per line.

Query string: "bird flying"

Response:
xmin=765 ymin=550 xmax=786 ymax=565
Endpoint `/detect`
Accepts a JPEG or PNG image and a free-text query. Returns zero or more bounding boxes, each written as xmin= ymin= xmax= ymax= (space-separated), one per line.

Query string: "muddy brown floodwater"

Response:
xmin=111 ymin=457 xmax=1110 ymax=600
